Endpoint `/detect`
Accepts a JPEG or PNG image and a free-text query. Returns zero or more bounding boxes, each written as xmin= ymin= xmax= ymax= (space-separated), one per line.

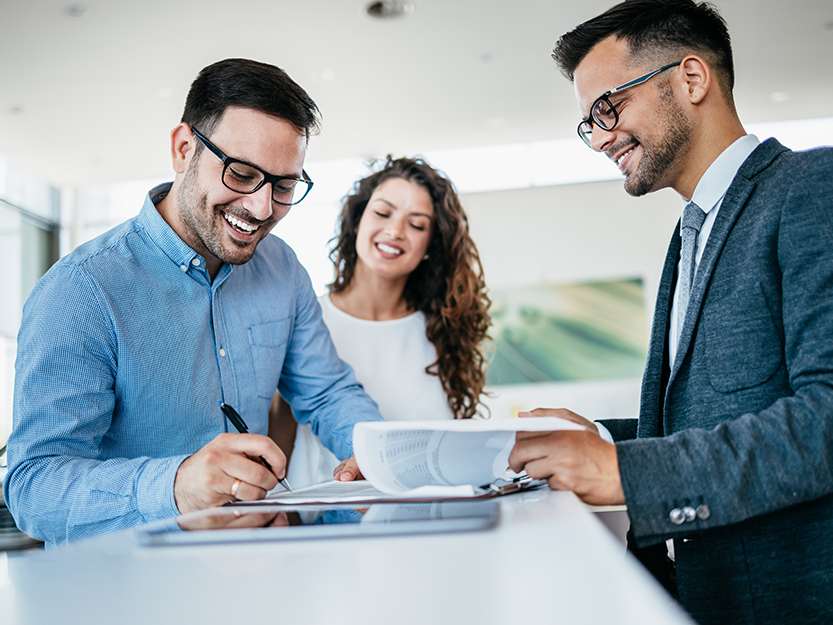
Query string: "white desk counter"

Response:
xmin=0 ymin=490 xmax=692 ymax=624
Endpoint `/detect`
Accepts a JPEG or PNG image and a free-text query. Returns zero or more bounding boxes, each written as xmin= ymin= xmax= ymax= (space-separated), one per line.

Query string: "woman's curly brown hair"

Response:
xmin=329 ymin=156 xmax=491 ymax=419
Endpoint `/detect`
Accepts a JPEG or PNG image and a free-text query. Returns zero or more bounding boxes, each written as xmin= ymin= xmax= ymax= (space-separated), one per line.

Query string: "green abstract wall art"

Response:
xmin=486 ymin=278 xmax=649 ymax=385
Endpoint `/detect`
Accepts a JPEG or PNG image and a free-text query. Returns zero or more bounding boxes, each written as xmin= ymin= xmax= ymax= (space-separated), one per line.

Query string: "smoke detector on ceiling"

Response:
xmin=365 ymin=1 xmax=415 ymax=19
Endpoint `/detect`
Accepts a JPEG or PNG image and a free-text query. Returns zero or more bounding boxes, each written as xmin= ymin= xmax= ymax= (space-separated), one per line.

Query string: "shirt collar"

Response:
xmin=688 ymin=134 xmax=760 ymax=214
xmin=138 ymin=182 xmax=207 ymax=272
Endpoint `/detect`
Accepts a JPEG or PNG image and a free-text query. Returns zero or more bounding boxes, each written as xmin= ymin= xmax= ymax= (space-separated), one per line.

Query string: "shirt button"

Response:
xmin=180 ymin=265 xmax=187 ymax=272
xmin=682 ymin=506 xmax=697 ymax=522
xmin=191 ymin=258 xmax=201 ymax=266
xmin=669 ymin=508 xmax=685 ymax=525
xmin=696 ymin=504 xmax=711 ymax=520
xmin=219 ymin=348 xmax=226 ymax=357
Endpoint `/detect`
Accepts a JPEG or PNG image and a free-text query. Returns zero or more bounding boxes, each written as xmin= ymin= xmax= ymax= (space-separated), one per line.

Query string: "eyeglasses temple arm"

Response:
xmin=611 ymin=61 xmax=682 ymax=94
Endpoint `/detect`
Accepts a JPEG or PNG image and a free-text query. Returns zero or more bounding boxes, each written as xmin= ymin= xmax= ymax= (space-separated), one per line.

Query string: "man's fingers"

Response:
xmin=520 ymin=457 xmax=564 ymax=489
xmin=174 ymin=433 xmax=288 ymax=514
xmin=226 ymin=477 xmax=268 ymax=503
xmin=515 ymin=429 xmax=553 ymax=441
xmin=520 ymin=407 xmax=599 ymax=434
xmin=218 ymin=433 xmax=287 ymax=478
xmin=509 ymin=431 xmax=577 ymax=472
xmin=222 ymin=452 xmax=278 ymax=493
xmin=509 ymin=432 xmax=554 ymax=472
xmin=519 ymin=407 xmax=573 ymax=418
xmin=268 ymin=512 xmax=290 ymax=527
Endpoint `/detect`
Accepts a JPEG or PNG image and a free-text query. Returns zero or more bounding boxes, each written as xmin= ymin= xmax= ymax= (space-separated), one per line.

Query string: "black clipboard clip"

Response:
xmin=482 ymin=474 xmax=548 ymax=496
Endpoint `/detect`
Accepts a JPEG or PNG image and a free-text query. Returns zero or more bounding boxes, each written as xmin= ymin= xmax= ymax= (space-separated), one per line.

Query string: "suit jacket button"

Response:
xmin=696 ymin=504 xmax=710 ymax=520
xmin=682 ymin=506 xmax=697 ymax=522
xmin=669 ymin=508 xmax=685 ymax=525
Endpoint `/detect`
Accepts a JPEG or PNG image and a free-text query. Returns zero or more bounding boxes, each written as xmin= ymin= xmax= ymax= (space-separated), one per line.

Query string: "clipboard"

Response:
xmin=481 ymin=475 xmax=549 ymax=496
xmin=233 ymin=474 xmax=549 ymax=507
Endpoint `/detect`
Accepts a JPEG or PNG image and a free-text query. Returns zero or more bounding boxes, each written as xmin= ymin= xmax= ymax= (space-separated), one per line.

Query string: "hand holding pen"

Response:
xmin=172 ymin=416 xmax=288 ymax=515
xmin=220 ymin=402 xmax=292 ymax=493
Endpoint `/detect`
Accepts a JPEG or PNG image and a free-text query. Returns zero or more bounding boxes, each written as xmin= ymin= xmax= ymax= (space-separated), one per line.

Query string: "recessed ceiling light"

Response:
xmin=365 ymin=1 xmax=414 ymax=19
xmin=770 ymin=91 xmax=790 ymax=103
xmin=65 ymin=4 xmax=88 ymax=18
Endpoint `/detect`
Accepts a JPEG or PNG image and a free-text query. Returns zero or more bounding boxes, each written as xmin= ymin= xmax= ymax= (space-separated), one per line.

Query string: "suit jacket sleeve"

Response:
xmin=597 ymin=418 xmax=638 ymax=442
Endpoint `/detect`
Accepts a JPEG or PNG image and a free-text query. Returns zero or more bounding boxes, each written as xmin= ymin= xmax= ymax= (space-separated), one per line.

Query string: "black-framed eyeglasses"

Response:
xmin=190 ymin=127 xmax=314 ymax=206
xmin=577 ymin=61 xmax=681 ymax=148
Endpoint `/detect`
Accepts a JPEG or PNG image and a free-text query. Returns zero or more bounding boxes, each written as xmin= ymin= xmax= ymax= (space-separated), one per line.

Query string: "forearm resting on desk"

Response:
xmin=4 ymin=453 xmax=186 ymax=546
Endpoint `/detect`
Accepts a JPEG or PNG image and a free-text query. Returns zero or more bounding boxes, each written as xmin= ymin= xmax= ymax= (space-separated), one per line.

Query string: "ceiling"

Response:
xmin=1 ymin=0 xmax=831 ymax=189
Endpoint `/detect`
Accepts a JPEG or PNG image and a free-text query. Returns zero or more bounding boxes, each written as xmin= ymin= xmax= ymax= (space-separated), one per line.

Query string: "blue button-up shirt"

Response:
xmin=5 ymin=183 xmax=382 ymax=546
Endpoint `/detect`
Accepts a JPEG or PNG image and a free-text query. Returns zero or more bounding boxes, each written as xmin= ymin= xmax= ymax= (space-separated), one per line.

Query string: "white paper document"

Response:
xmin=250 ymin=417 xmax=582 ymax=505
xmin=258 ymin=479 xmax=478 ymax=505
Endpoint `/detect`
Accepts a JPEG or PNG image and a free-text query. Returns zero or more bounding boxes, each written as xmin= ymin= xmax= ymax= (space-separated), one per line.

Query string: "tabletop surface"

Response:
xmin=0 ymin=489 xmax=693 ymax=625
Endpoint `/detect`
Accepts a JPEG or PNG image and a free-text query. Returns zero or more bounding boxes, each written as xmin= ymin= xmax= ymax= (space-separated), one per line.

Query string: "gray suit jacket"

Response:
xmin=603 ymin=139 xmax=833 ymax=624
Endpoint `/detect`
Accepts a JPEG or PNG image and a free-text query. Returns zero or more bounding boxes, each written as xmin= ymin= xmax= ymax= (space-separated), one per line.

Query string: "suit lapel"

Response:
xmin=638 ymin=138 xmax=788 ymax=438
xmin=638 ymin=231 xmax=680 ymax=438
xmin=668 ymin=180 xmax=753 ymax=380
xmin=669 ymin=139 xmax=787 ymax=382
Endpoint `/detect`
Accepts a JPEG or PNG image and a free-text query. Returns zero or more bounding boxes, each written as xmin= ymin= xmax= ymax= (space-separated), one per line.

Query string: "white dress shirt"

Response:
xmin=665 ymin=134 xmax=759 ymax=561
xmin=595 ymin=134 xmax=760 ymax=445
xmin=668 ymin=134 xmax=760 ymax=365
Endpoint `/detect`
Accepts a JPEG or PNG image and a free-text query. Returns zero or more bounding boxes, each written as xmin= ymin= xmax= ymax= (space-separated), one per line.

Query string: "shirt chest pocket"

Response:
xmin=248 ymin=318 xmax=292 ymax=399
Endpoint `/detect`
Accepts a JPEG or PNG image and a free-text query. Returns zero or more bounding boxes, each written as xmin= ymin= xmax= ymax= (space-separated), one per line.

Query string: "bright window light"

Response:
xmin=286 ymin=116 xmax=833 ymax=293
xmin=303 ymin=117 xmax=833 ymax=203
xmin=66 ymin=116 xmax=833 ymax=296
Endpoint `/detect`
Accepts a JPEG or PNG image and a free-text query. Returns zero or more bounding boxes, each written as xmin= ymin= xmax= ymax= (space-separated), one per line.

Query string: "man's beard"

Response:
xmin=624 ymin=86 xmax=693 ymax=197
xmin=176 ymin=155 xmax=260 ymax=266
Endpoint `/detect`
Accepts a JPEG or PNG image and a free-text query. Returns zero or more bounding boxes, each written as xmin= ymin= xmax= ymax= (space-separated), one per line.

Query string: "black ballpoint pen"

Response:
xmin=219 ymin=401 xmax=292 ymax=491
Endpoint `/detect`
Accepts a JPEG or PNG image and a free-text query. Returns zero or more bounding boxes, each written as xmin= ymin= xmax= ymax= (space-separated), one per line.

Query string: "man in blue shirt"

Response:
xmin=4 ymin=58 xmax=383 ymax=546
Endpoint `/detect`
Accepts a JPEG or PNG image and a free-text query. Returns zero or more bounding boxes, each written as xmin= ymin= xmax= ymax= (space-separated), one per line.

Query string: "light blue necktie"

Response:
xmin=677 ymin=201 xmax=706 ymax=344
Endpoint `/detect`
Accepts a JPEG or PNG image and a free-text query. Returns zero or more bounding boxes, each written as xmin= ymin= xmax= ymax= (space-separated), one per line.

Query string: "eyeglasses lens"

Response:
xmin=592 ymin=98 xmax=617 ymax=131
xmin=578 ymin=97 xmax=620 ymax=147
xmin=578 ymin=122 xmax=594 ymax=146
xmin=222 ymin=163 xmax=311 ymax=206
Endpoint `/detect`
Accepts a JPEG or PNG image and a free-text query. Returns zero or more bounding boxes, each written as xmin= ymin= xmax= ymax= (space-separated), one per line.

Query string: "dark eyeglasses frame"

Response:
xmin=190 ymin=126 xmax=314 ymax=206
xmin=577 ymin=61 xmax=682 ymax=148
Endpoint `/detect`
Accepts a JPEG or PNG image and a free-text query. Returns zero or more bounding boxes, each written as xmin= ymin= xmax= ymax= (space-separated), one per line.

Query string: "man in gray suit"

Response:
xmin=508 ymin=1 xmax=833 ymax=622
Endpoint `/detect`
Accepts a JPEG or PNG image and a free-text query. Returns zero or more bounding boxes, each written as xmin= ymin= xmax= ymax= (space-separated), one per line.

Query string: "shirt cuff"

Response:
xmin=136 ymin=455 xmax=190 ymax=523
xmin=594 ymin=421 xmax=615 ymax=444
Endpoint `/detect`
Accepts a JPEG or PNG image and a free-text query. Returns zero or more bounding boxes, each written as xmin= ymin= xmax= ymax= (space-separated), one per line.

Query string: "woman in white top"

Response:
xmin=274 ymin=156 xmax=491 ymax=488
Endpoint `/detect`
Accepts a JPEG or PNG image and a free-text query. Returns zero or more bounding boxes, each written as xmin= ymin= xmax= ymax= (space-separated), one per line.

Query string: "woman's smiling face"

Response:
xmin=354 ymin=177 xmax=435 ymax=282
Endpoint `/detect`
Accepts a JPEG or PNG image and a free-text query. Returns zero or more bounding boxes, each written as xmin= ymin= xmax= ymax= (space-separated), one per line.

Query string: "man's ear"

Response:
xmin=679 ymin=55 xmax=710 ymax=105
xmin=170 ymin=123 xmax=195 ymax=175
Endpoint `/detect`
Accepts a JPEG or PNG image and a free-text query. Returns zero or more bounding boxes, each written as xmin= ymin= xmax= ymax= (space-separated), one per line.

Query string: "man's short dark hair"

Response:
xmin=181 ymin=58 xmax=321 ymax=140
xmin=552 ymin=0 xmax=734 ymax=103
